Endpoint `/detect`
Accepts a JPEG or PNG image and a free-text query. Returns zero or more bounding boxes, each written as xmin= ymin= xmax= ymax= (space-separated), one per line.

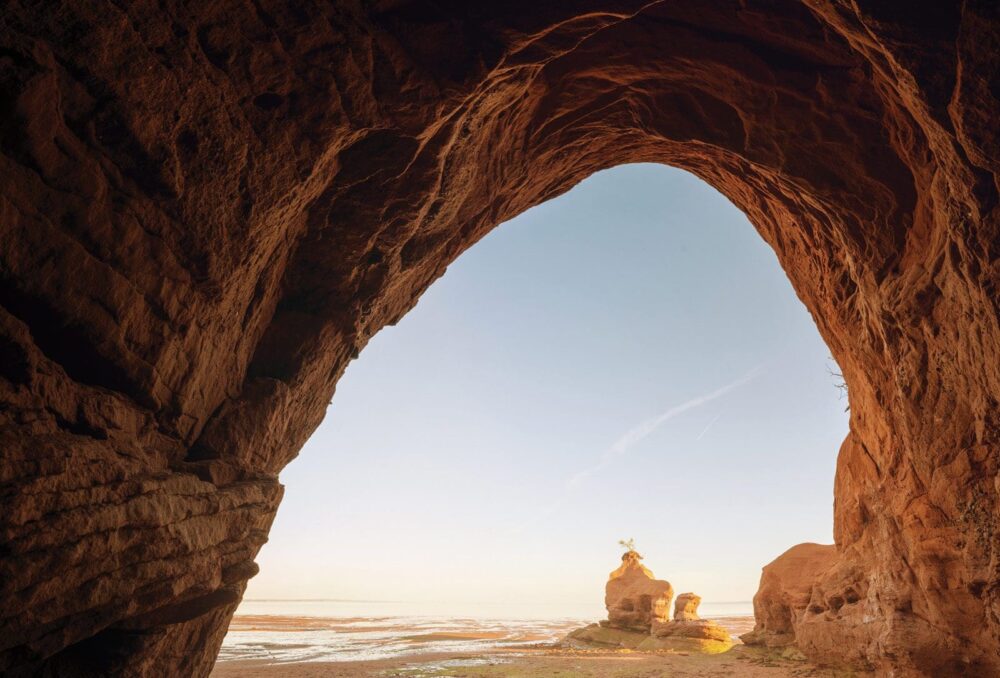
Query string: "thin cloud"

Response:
xmin=695 ymin=412 xmax=723 ymax=441
xmin=567 ymin=367 xmax=762 ymax=487
xmin=508 ymin=367 xmax=762 ymax=533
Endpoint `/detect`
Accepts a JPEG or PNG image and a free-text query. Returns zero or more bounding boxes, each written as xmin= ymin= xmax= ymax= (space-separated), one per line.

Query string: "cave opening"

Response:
xmin=3 ymin=3 xmax=996 ymax=676
xmin=220 ymin=163 xmax=849 ymax=659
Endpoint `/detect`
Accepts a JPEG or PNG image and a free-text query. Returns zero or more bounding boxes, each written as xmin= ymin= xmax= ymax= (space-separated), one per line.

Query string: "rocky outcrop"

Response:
xmin=569 ymin=554 xmax=731 ymax=654
xmin=673 ymin=593 xmax=702 ymax=621
xmin=650 ymin=621 xmax=734 ymax=654
xmin=0 ymin=1 xmax=998 ymax=676
xmin=652 ymin=593 xmax=734 ymax=653
xmin=741 ymin=544 xmax=838 ymax=649
xmin=565 ymin=623 xmax=650 ymax=650
xmin=567 ymin=618 xmax=733 ymax=655
xmin=605 ymin=551 xmax=673 ymax=632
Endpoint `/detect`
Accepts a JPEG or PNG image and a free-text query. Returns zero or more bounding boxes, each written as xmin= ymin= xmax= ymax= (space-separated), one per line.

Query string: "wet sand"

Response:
xmin=211 ymin=644 xmax=861 ymax=677
xmin=212 ymin=612 xmax=863 ymax=676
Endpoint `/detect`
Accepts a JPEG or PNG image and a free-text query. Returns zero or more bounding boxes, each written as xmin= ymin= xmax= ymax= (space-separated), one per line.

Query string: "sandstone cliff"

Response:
xmin=0 ymin=1 xmax=997 ymax=676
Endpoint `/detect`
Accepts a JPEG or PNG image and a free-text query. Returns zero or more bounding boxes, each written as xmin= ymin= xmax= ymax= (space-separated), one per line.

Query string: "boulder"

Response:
xmin=641 ymin=623 xmax=734 ymax=654
xmin=604 ymin=551 xmax=673 ymax=632
xmin=564 ymin=623 xmax=648 ymax=650
xmin=650 ymin=592 xmax=733 ymax=653
xmin=567 ymin=618 xmax=733 ymax=655
xmin=740 ymin=543 xmax=837 ymax=648
xmin=673 ymin=592 xmax=701 ymax=621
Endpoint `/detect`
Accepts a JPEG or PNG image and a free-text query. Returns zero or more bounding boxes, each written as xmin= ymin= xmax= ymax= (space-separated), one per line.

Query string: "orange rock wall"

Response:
xmin=0 ymin=1 xmax=997 ymax=675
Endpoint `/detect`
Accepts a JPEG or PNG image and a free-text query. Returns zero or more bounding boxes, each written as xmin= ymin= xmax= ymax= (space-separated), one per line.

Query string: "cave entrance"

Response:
xmin=218 ymin=163 xmax=847 ymax=659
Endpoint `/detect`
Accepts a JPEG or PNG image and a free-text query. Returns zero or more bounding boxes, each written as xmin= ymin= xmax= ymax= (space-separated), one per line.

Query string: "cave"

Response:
xmin=0 ymin=1 xmax=998 ymax=676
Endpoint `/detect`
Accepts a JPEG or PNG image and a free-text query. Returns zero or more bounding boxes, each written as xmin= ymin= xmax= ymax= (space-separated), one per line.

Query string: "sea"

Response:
xmin=217 ymin=599 xmax=755 ymax=663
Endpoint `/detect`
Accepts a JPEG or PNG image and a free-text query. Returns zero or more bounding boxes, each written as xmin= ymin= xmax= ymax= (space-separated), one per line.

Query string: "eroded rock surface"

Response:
xmin=605 ymin=551 xmax=673 ymax=632
xmin=652 ymin=592 xmax=734 ymax=653
xmin=565 ymin=623 xmax=650 ymax=650
xmin=673 ymin=592 xmax=702 ymax=621
xmin=0 ymin=1 xmax=998 ymax=676
xmin=740 ymin=544 xmax=838 ymax=648
xmin=650 ymin=621 xmax=734 ymax=654
xmin=568 ymin=619 xmax=733 ymax=655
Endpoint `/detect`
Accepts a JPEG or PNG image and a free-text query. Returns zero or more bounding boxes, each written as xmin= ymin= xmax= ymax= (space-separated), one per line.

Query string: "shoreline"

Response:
xmin=211 ymin=644 xmax=859 ymax=677
xmin=211 ymin=613 xmax=865 ymax=677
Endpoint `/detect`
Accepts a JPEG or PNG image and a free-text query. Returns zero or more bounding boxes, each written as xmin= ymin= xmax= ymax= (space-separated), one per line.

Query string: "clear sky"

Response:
xmin=244 ymin=163 xmax=848 ymax=618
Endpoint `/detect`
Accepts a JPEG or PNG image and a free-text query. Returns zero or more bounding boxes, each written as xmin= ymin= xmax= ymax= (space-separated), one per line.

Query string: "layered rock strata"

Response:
xmin=568 ymin=554 xmax=731 ymax=653
xmin=0 ymin=1 xmax=998 ymax=676
xmin=652 ymin=593 xmax=734 ymax=653
xmin=741 ymin=544 xmax=838 ymax=648
xmin=673 ymin=592 xmax=702 ymax=621
xmin=604 ymin=550 xmax=673 ymax=632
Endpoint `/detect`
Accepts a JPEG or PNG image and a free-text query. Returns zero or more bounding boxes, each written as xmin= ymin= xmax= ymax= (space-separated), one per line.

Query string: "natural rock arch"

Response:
xmin=0 ymin=1 xmax=997 ymax=676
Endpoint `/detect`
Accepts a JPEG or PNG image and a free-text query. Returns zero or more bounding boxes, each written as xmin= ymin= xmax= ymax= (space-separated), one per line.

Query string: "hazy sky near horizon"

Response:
xmin=244 ymin=163 xmax=849 ymax=617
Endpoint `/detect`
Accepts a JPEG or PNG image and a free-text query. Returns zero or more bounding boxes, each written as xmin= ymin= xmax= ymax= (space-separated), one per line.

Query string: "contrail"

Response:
xmin=566 ymin=366 xmax=762 ymax=487
xmin=506 ymin=367 xmax=762 ymax=534
xmin=695 ymin=412 xmax=723 ymax=441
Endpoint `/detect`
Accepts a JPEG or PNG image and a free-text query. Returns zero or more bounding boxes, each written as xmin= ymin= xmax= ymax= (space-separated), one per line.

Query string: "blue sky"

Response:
xmin=244 ymin=163 xmax=848 ymax=617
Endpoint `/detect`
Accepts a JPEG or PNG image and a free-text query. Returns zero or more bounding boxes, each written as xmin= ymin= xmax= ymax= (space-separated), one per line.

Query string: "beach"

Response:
xmin=211 ymin=642 xmax=848 ymax=678
xmin=209 ymin=606 xmax=858 ymax=677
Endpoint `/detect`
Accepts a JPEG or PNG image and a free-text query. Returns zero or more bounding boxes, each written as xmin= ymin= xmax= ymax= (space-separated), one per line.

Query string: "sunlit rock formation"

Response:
xmin=567 ymin=549 xmax=673 ymax=648
xmin=568 ymin=558 xmax=732 ymax=653
xmin=651 ymin=592 xmax=734 ymax=653
xmin=565 ymin=623 xmax=648 ymax=650
xmin=672 ymin=592 xmax=702 ymax=621
xmin=605 ymin=550 xmax=673 ymax=632
xmin=741 ymin=543 xmax=838 ymax=649
xmin=0 ymin=1 xmax=998 ymax=675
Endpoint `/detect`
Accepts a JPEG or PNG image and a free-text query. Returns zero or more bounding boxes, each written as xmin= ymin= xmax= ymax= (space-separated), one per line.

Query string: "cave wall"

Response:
xmin=0 ymin=1 xmax=997 ymax=675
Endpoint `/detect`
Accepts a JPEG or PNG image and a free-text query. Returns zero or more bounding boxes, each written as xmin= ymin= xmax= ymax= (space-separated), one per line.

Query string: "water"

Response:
xmin=218 ymin=599 xmax=755 ymax=663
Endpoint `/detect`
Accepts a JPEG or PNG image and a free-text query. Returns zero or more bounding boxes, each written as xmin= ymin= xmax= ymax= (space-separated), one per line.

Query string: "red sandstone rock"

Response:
xmin=604 ymin=551 xmax=673 ymax=632
xmin=652 ymin=618 xmax=733 ymax=647
xmin=574 ymin=556 xmax=731 ymax=654
xmin=651 ymin=591 xmax=733 ymax=652
xmin=0 ymin=1 xmax=997 ymax=676
xmin=673 ymin=592 xmax=702 ymax=621
xmin=741 ymin=543 xmax=838 ymax=648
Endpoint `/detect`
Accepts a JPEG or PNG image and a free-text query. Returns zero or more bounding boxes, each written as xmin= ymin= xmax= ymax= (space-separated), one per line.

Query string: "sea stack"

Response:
xmin=604 ymin=550 xmax=674 ymax=632
xmin=566 ymin=550 xmax=732 ymax=654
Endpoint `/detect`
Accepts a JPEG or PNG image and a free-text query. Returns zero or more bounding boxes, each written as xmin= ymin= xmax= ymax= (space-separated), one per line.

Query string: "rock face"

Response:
xmin=741 ymin=544 xmax=838 ymax=648
xmin=565 ymin=623 xmax=650 ymax=650
xmin=570 ymin=555 xmax=732 ymax=654
xmin=673 ymin=593 xmax=702 ymax=621
xmin=568 ymin=618 xmax=733 ymax=655
xmin=652 ymin=593 xmax=734 ymax=653
xmin=0 ymin=1 xmax=998 ymax=676
xmin=604 ymin=551 xmax=673 ymax=632
xmin=650 ymin=620 xmax=734 ymax=654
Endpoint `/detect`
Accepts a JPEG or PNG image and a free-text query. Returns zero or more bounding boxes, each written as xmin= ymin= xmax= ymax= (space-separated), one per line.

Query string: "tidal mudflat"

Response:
xmin=211 ymin=643 xmax=860 ymax=678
